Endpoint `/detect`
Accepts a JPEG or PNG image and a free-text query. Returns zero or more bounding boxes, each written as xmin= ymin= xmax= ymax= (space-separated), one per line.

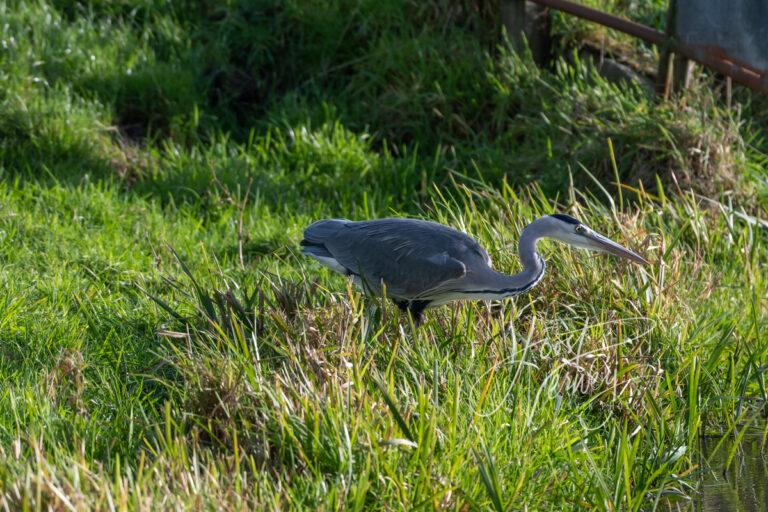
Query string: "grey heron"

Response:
xmin=300 ymin=214 xmax=648 ymax=325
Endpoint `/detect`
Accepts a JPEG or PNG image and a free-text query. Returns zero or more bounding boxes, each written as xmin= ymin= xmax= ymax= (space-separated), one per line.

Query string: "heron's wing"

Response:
xmin=303 ymin=218 xmax=489 ymax=298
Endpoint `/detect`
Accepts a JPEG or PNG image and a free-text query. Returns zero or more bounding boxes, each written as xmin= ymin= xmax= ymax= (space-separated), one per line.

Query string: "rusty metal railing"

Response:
xmin=525 ymin=0 xmax=767 ymax=93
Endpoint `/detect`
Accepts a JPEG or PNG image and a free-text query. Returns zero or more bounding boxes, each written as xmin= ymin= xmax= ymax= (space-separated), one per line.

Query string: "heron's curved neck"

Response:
xmin=517 ymin=224 xmax=543 ymax=276
xmin=447 ymin=224 xmax=546 ymax=300
xmin=491 ymin=225 xmax=546 ymax=295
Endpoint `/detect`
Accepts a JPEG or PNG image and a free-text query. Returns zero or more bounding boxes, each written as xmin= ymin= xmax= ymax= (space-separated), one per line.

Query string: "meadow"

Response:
xmin=0 ymin=0 xmax=767 ymax=509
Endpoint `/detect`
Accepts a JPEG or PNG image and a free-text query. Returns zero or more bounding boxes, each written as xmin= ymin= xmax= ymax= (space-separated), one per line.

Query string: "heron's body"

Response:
xmin=301 ymin=215 xmax=647 ymax=324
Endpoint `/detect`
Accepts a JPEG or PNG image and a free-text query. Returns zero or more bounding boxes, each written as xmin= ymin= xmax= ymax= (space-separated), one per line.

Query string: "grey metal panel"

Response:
xmin=675 ymin=0 xmax=768 ymax=73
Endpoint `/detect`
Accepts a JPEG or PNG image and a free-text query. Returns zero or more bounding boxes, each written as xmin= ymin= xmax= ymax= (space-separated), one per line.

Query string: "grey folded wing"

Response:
xmin=302 ymin=218 xmax=479 ymax=298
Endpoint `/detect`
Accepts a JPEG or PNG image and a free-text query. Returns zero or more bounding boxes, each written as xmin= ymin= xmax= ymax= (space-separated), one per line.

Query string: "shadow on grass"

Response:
xmin=1 ymin=0 xmax=752 ymax=214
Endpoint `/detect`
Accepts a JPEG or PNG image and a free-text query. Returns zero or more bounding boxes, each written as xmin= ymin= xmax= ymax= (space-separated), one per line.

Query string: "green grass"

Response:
xmin=1 ymin=0 xmax=767 ymax=509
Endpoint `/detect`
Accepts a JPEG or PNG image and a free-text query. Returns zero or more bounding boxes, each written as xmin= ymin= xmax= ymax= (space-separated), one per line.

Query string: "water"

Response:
xmin=699 ymin=434 xmax=768 ymax=511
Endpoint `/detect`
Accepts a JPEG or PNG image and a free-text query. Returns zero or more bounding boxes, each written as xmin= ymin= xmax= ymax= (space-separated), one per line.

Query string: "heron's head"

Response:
xmin=543 ymin=214 xmax=648 ymax=265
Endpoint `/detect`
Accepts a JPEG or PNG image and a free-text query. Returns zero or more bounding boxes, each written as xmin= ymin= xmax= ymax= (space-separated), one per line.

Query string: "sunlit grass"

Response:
xmin=1 ymin=175 xmax=765 ymax=509
xmin=0 ymin=0 xmax=767 ymax=509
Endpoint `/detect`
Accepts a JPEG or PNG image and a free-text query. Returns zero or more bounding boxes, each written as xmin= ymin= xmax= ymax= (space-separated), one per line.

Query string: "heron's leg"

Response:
xmin=407 ymin=300 xmax=430 ymax=326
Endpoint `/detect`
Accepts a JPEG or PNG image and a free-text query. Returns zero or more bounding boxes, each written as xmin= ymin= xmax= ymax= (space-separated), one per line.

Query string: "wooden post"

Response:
xmin=657 ymin=0 xmax=692 ymax=96
xmin=501 ymin=0 xmax=551 ymax=64
xmin=672 ymin=52 xmax=693 ymax=91
xmin=501 ymin=0 xmax=527 ymax=53
xmin=656 ymin=0 xmax=677 ymax=95
xmin=526 ymin=3 xmax=551 ymax=64
xmin=657 ymin=51 xmax=674 ymax=98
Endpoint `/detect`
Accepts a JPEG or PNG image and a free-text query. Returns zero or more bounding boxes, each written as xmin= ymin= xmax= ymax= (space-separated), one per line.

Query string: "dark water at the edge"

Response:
xmin=699 ymin=434 xmax=768 ymax=511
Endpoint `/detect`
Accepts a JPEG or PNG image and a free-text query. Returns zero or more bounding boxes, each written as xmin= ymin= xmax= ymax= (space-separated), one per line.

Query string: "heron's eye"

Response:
xmin=575 ymin=225 xmax=586 ymax=234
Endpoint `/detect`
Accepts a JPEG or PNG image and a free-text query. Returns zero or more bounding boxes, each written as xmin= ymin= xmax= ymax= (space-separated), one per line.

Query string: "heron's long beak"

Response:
xmin=584 ymin=231 xmax=649 ymax=265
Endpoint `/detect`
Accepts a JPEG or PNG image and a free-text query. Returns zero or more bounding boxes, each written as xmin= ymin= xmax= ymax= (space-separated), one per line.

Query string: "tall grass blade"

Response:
xmin=373 ymin=378 xmax=415 ymax=443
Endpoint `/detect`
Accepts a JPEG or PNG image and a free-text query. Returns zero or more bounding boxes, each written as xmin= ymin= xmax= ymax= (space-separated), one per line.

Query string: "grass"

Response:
xmin=1 ymin=0 xmax=767 ymax=509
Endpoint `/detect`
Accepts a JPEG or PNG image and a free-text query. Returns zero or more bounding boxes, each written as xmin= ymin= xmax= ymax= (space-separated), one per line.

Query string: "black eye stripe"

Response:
xmin=550 ymin=214 xmax=581 ymax=225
